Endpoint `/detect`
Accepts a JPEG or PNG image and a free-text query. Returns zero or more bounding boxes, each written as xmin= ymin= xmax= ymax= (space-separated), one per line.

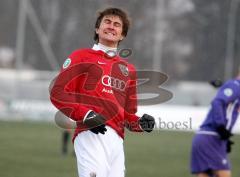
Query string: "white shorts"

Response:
xmin=74 ymin=126 xmax=125 ymax=177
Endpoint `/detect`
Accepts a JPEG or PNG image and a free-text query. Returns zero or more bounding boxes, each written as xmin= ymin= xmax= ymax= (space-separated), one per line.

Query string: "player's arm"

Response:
xmin=212 ymin=80 xmax=240 ymax=139
xmin=50 ymin=50 xmax=94 ymax=122
xmin=50 ymin=50 xmax=107 ymax=134
xmin=124 ymin=66 xmax=155 ymax=133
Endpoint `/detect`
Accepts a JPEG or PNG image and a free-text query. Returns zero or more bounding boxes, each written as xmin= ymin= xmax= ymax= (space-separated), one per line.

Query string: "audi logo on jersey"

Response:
xmin=101 ymin=75 xmax=126 ymax=91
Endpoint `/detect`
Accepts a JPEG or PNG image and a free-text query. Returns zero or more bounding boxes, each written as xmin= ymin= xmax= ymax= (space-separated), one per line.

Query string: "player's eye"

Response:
xmin=104 ymin=19 xmax=111 ymax=24
xmin=114 ymin=22 xmax=122 ymax=27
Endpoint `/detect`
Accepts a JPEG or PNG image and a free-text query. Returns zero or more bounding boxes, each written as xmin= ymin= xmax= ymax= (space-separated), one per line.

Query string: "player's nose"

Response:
xmin=106 ymin=22 xmax=115 ymax=29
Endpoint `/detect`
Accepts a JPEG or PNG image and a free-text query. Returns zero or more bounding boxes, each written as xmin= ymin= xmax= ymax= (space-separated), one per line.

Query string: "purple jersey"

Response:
xmin=200 ymin=79 xmax=240 ymax=133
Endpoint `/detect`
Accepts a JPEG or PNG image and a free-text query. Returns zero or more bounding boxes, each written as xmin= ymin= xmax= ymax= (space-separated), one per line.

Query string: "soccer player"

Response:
xmin=190 ymin=71 xmax=240 ymax=177
xmin=50 ymin=7 xmax=155 ymax=177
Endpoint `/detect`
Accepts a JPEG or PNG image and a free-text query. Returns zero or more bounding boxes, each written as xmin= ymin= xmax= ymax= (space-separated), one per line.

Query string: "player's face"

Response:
xmin=96 ymin=15 xmax=124 ymax=48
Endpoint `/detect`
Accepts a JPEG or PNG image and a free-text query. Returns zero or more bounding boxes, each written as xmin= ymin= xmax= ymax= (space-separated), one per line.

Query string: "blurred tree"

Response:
xmin=1 ymin=0 xmax=240 ymax=81
xmin=187 ymin=0 xmax=240 ymax=81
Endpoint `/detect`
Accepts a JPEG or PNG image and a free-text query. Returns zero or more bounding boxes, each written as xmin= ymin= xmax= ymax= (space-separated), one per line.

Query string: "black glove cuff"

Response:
xmin=84 ymin=111 xmax=105 ymax=128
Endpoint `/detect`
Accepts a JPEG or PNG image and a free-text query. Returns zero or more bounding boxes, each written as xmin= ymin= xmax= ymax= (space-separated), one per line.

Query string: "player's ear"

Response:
xmin=95 ymin=28 xmax=99 ymax=34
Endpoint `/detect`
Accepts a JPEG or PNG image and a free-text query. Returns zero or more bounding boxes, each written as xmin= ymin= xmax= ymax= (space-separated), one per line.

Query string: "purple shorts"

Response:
xmin=190 ymin=133 xmax=230 ymax=175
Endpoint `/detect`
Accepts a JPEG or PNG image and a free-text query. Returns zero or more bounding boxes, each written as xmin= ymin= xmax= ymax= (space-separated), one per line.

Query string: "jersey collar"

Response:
xmin=92 ymin=43 xmax=117 ymax=52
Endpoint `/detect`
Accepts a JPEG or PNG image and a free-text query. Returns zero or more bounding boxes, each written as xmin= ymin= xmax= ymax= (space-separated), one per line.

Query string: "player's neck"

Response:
xmin=93 ymin=43 xmax=117 ymax=53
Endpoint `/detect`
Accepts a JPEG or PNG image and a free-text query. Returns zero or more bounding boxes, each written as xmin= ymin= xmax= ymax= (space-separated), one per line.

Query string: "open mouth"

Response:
xmin=104 ymin=31 xmax=116 ymax=36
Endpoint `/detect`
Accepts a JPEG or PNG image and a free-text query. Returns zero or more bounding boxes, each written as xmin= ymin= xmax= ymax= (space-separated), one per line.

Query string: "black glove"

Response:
xmin=139 ymin=114 xmax=155 ymax=133
xmin=226 ymin=139 xmax=234 ymax=153
xmin=89 ymin=124 xmax=107 ymax=134
xmin=209 ymin=79 xmax=223 ymax=88
xmin=216 ymin=125 xmax=232 ymax=140
xmin=84 ymin=111 xmax=107 ymax=134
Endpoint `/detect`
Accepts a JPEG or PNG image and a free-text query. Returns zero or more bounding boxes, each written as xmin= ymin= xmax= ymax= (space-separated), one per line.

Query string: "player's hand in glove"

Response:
xmin=83 ymin=111 xmax=107 ymax=134
xmin=209 ymin=79 xmax=223 ymax=88
xmin=216 ymin=125 xmax=232 ymax=140
xmin=89 ymin=124 xmax=107 ymax=134
xmin=139 ymin=114 xmax=155 ymax=132
xmin=226 ymin=139 xmax=234 ymax=153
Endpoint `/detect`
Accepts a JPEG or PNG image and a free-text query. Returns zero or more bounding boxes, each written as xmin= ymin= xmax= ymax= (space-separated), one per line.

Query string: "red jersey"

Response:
xmin=50 ymin=48 xmax=143 ymax=141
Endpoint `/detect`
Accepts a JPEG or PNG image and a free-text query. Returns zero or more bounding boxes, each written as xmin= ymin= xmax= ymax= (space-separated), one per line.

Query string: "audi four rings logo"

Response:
xmin=101 ymin=75 xmax=126 ymax=91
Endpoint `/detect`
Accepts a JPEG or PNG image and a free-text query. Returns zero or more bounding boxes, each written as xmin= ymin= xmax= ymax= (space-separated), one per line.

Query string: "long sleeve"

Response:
xmin=124 ymin=65 xmax=143 ymax=132
xmin=50 ymin=50 xmax=93 ymax=122
xmin=211 ymin=99 xmax=225 ymax=127
xmin=211 ymin=80 xmax=240 ymax=127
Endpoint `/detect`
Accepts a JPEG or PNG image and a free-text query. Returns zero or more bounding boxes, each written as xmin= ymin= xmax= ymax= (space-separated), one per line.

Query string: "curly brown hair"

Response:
xmin=94 ymin=7 xmax=131 ymax=43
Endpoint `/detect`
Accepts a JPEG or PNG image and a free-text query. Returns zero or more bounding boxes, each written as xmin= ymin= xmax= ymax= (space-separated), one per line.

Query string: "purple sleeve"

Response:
xmin=211 ymin=80 xmax=240 ymax=127
xmin=211 ymin=99 xmax=225 ymax=127
xmin=215 ymin=80 xmax=240 ymax=103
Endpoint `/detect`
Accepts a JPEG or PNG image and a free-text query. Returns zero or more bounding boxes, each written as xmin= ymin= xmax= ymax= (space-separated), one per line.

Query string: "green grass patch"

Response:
xmin=0 ymin=121 xmax=239 ymax=177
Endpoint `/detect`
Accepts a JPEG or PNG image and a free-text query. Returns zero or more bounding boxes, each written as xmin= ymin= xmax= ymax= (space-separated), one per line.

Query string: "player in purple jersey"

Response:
xmin=190 ymin=71 xmax=240 ymax=177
